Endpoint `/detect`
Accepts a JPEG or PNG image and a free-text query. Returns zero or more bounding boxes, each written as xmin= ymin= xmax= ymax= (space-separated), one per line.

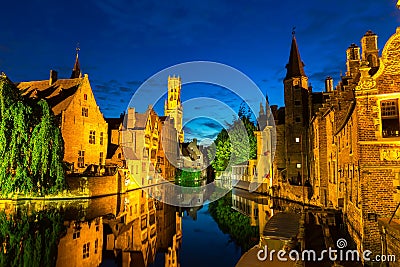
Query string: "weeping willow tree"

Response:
xmin=0 ymin=208 xmax=65 ymax=267
xmin=0 ymin=74 xmax=66 ymax=196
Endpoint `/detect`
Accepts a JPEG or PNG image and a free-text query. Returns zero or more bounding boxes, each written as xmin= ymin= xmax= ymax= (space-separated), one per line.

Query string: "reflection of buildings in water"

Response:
xmin=156 ymin=201 xmax=182 ymax=267
xmin=231 ymin=189 xmax=272 ymax=236
xmin=100 ymin=190 xmax=181 ymax=267
xmin=231 ymin=189 xmax=304 ymax=239
xmin=0 ymin=191 xmax=182 ymax=267
xmin=56 ymin=218 xmax=103 ymax=267
xmin=179 ymin=205 xmax=203 ymax=221
xmin=101 ymin=189 xmax=157 ymax=266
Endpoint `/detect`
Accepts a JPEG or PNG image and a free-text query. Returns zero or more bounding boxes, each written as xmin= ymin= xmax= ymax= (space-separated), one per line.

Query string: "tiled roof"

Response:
xmin=16 ymin=78 xmax=82 ymax=116
xmin=133 ymin=113 xmax=148 ymax=129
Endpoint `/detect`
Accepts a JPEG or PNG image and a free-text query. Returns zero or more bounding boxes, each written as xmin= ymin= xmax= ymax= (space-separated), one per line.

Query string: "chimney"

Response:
xmin=127 ymin=107 xmax=136 ymax=129
xmin=49 ymin=70 xmax=58 ymax=85
xmin=325 ymin=76 xmax=333 ymax=92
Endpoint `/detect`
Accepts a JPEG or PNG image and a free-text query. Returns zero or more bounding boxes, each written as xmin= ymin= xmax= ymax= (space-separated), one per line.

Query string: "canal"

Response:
xmin=0 ymin=185 xmax=269 ymax=267
xmin=0 ymin=185 xmax=360 ymax=267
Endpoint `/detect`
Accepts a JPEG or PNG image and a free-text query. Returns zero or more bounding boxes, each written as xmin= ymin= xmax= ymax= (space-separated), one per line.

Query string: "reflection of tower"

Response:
xmin=165 ymin=75 xmax=184 ymax=143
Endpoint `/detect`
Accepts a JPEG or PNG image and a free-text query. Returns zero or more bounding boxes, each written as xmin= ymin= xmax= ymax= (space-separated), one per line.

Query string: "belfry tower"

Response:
xmin=283 ymin=32 xmax=310 ymax=185
xmin=165 ymin=75 xmax=184 ymax=143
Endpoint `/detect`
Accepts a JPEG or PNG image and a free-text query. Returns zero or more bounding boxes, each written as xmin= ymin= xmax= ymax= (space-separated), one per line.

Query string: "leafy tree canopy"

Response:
xmin=209 ymin=101 xmax=257 ymax=171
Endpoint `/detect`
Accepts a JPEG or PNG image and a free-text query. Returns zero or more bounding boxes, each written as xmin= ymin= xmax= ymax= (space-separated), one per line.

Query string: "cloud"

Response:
xmin=203 ymin=121 xmax=221 ymax=129
xmin=126 ymin=80 xmax=143 ymax=86
xmin=119 ymin=86 xmax=132 ymax=92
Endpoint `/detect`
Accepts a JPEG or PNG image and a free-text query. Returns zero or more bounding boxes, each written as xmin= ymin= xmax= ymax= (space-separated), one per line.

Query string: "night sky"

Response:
xmin=1 ymin=0 xmax=399 ymax=142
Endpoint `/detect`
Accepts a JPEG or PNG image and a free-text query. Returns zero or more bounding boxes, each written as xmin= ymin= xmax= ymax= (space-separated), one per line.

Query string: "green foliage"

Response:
xmin=209 ymin=129 xmax=231 ymax=171
xmin=175 ymin=169 xmax=202 ymax=187
xmin=0 ymin=76 xmax=66 ymax=196
xmin=209 ymin=102 xmax=257 ymax=171
xmin=0 ymin=209 xmax=65 ymax=267
xmin=208 ymin=192 xmax=259 ymax=252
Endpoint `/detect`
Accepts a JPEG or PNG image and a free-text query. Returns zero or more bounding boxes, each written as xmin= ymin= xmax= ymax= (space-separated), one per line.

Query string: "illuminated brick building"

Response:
xmin=273 ymin=27 xmax=400 ymax=257
xmin=17 ymin=51 xmax=108 ymax=173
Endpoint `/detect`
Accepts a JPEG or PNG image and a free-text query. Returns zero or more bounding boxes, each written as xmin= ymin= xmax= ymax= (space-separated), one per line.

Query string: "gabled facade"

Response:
xmin=308 ymin=28 xmax=400 ymax=256
xmin=124 ymin=106 xmax=161 ymax=187
xmin=17 ymin=54 xmax=108 ymax=173
xmin=271 ymin=27 xmax=400 ymax=257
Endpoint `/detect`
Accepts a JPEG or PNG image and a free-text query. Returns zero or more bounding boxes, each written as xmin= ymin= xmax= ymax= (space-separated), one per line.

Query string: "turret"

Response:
xmin=361 ymin=30 xmax=379 ymax=70
xmin=345 ymin=43 xmax=361 ymax=78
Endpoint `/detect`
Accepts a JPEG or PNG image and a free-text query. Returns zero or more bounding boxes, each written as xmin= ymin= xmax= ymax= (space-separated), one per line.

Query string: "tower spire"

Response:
xmin=285 ymin=30 xmax=306 ymax=80
xmin=71 ymin=44 xmax=81 ymax=79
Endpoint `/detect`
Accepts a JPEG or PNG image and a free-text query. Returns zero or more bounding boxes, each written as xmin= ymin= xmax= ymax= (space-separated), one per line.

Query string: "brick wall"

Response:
xmin=62 ymin=75 xmax=108 ymax=171
xmin=66 ymin=170 xmax=127 ymax=198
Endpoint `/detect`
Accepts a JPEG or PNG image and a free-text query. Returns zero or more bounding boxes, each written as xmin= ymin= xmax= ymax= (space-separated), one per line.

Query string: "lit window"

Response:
xmin=94 ymin=239 xmax=98 ymax=254
xmin=100 ymin=132 xmax=104 ymax=145
xmin=83 ymin=243 xmax=90 ymax=259
xmin=89 ymin=130 xmax=96 ymax=144
xmin=82 ymin=107 xmax=88 ymax=117
xmin=78 ymin=151 xmax=85 ymax=168
xmin=295 ymin=137 xmax=300 ymax=143
xmin=73 ymin=231 xmax=80 ymax=239
xmin=381 ymin=99 xmax=399 ymax=138
xmin=99 ymin=152 xmax=103 ymax=165
xmin=296 ymin=163 xmax=301 ymax=169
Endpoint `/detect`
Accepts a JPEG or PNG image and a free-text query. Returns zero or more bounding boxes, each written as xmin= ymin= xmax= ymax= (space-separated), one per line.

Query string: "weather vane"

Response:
xmin=76 ymin=42 xmax=80 ymax=55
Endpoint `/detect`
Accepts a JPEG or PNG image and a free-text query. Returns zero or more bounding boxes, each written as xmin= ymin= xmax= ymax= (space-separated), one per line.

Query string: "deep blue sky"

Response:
xmin=1 ymin=0 xmax=400 ymax=142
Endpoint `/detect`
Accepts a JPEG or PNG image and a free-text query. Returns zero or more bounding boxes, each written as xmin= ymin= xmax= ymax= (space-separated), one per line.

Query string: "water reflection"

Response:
xmin=0 ymin=187 xmax=312 ymax=267
xmin=0 ymin=190 xmax=182 ymax=267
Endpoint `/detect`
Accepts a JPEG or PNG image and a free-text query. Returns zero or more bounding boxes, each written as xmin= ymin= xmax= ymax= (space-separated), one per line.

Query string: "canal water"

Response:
xmin=0 ymin=186 xmax=269 ymax=267
xmin=2 ymin=185 xmax=356 ymax=267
